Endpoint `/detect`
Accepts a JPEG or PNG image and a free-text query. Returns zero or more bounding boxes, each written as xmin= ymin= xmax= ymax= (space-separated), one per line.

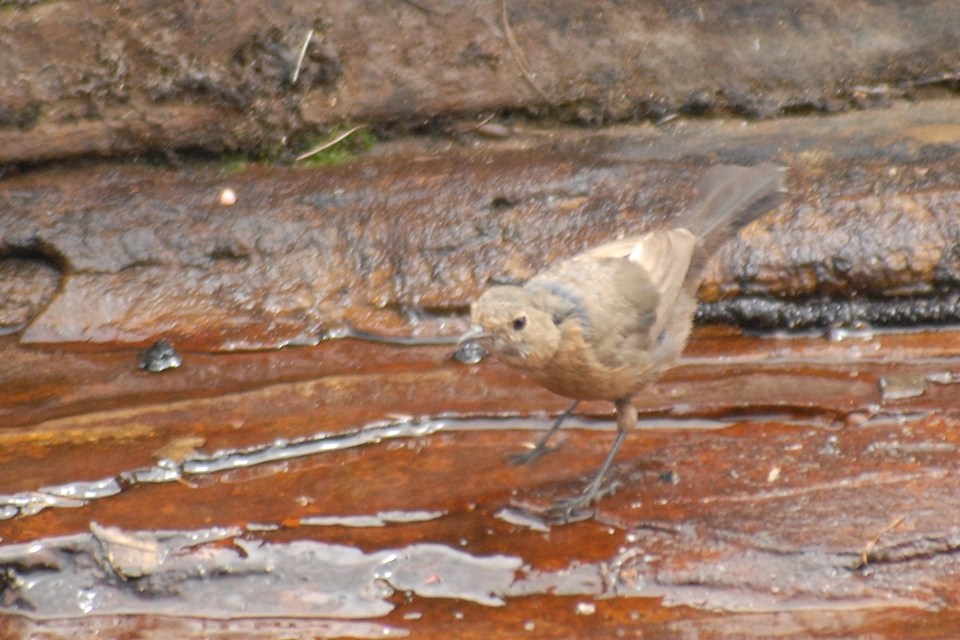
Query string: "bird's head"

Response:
xmin=466 ymin=285 xmax=561 ymax=371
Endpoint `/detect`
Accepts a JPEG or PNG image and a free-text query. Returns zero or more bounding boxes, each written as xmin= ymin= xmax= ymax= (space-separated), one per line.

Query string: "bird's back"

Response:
xmin=520 ymin=164 xmax=786 ymax=401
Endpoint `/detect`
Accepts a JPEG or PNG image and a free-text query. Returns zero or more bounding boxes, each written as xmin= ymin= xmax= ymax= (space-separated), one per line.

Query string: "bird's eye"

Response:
xmin=512 ymin=316 xmax=527 ymax=331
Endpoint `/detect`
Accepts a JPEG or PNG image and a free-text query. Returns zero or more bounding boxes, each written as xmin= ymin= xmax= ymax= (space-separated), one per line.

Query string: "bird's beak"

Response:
xmin=459 ymin=324 xmax=492 ymax=345
xmin=454 ymin=325 xmax=491 ymax=364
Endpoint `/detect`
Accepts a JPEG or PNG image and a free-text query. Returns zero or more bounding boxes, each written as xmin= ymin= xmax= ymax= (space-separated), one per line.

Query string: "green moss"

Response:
xmin=298 ymin=126 xmax=376 ymax=167
xmin=220 ymin=155 xmax=249 ymax=172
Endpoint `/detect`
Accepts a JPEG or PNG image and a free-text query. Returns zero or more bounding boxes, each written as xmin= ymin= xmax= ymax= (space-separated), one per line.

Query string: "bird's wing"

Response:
xmin=577 ymin=228 xmax=696 ymax=341
xmin=528 ymin=256 xmax=660 ymax=369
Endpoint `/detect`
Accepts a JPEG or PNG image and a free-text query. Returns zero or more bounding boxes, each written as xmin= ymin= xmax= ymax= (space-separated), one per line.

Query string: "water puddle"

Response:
xmin=300 ymin=510 xmax=446 ymax=528
xmin=0 ymin=521 xmax=930 ymax=622
xmin=0 ymin=416 xmax=449 ymax=520
xmin=0 ymin=414 xmax=735 ymax=521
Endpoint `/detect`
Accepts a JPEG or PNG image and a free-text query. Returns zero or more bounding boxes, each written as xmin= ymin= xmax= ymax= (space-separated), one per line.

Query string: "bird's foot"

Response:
xmin=508 ymin=441 xmax=560 ymax=466
xmin=541 ymin=479 xmax=622 ymax=525
xmin=542 ymin=495 xmax=596 ymax=525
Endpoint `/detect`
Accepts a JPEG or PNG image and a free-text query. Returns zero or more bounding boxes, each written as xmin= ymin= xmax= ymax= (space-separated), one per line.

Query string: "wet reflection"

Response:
xmin=300 ymin=510 xmax=445 ymax=528
xmin=0 ymin=417 xmax=448 ymax=520
xmin=0 ymin=523 xmax=521 ymax=618
xmin=0 ymin=414 xmax=735 ymax=521
xmin=1 ymin=518 xmax=932 ymax=622
xmin=138 ymin=338 xmax=183 ymax=373
xmin=5 ymin=326 xmax=960 ymax=636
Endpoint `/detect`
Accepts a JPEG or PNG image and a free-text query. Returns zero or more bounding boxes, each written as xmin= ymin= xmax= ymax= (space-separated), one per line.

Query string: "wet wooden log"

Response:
xmin=1 ymin=0 xmax=959 ymax=163
xmin=3 ymin=100 xmax=960 ymax=348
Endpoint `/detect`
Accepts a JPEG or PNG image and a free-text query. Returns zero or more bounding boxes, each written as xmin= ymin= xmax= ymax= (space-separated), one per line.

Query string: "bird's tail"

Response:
xmin=676 ymin=163 xmax=786 ymax=290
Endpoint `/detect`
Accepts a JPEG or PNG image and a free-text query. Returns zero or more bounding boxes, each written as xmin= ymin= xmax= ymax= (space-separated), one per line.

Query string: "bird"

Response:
xmin=466 ymin=163 xmax=786 ymax=522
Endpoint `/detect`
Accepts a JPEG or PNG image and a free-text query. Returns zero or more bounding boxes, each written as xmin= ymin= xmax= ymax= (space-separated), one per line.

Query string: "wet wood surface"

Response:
xmin=5 ymin=100 xmax=960 ymax=350
xmin=4 ymin=325 xmax=960 ymax=638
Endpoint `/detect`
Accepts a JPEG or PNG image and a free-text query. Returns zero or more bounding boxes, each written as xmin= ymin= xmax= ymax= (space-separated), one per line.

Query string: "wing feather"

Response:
xmin=576 ymin=228 xmax=696 ymax=340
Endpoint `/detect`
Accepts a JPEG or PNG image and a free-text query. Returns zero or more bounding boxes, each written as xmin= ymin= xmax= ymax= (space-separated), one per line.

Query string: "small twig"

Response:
xmin=500 ymin=0 xmax=553 ymax=105
xmin=296 ymin=125 xmax=367 ymax=161
xmin=858 ymin=513 xmax=908 ymax=568
xmin=505 ymin=126 xmax=555 ymax=137
xmin=463 ymin=113 xmax=496 ymax=132
xmin=291 ymin=28 xmax=314 ymax=85
xmin=399 ymin=0 xmax=432 ymax=13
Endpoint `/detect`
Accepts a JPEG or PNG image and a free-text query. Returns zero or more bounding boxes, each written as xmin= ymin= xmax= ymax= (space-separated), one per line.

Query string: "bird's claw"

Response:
xmin=540 ymin=478 xmax=622 ymax=525
xmin=542 ymin=498 xmax=596 ymax=525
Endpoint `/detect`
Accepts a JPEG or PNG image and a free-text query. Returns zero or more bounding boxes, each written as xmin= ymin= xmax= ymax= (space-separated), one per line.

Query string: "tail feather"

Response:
xmin=677 ymin=163 xmax=786 ymax=291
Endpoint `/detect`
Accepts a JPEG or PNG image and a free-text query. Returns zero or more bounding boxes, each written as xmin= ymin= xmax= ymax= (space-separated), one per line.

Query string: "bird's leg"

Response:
xmin=544 ymin=398 xmax=635 ymax=523
xmin=509 ymin=399 xmax=580 ymax=465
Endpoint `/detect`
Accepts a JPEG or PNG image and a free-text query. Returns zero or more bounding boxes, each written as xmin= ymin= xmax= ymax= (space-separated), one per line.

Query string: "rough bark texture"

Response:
xmin=1 ymin=0 xmax=959 ymax=164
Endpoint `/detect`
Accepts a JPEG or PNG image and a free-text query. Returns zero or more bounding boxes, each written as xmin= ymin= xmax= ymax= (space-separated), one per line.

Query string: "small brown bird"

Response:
xmin=467 ymin=164 xmax=786 ymax=521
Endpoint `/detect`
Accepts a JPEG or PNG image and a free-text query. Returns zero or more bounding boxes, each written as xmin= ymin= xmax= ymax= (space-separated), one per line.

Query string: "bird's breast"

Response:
xmin=524 ymin=320 xmax=654 ymax=401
